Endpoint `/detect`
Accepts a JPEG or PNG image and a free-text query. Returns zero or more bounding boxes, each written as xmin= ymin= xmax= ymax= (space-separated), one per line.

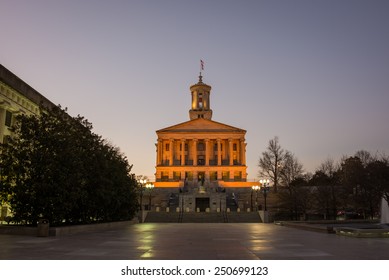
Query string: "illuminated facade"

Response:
xmin=155 ymin=74 xmax=253 ymax=189
xmin=0 ymin=64 xmax=55 ymax=144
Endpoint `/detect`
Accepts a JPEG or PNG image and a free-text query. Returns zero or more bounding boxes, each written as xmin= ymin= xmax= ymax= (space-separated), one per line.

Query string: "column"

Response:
xmin=181 ymin=139 xmax=186 ymax=166
xmin=156 ymin=139 xmax=163 ymax=165
xmin=217 ymin=170 xmax=222 ymax=181
xmin=217 ymin=139 xmax=221 ymax=166
xmin=169 ymin=139 xmax=174 ymax=166
xmin=240 ymin=138 xmax=246 ymax=165
xmin=228 ymin=139 xmax=233 ymax=166
xmin=193 ymin=139 xmax=198 ymax=166
xmin=192 ymin=91 xmax=198 ymax=110
xmin=205 ymin=138 xmax=210 ymax=166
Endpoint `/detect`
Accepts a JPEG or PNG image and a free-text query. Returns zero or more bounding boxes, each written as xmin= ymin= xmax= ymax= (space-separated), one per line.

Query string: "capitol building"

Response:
xmin=153 ymin=74 xmax=257 ymax=212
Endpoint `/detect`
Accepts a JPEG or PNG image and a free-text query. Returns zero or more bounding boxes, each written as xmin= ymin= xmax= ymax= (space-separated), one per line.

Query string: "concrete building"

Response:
xmin=0 ymin=64 xmax=55 ymax=144
xmin=153 ymin=74 xmax=257 ymax=212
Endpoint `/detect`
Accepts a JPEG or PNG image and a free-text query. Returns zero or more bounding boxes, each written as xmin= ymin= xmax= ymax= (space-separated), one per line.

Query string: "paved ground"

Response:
xmin=1 ymin=223 xmax=389 ymax=260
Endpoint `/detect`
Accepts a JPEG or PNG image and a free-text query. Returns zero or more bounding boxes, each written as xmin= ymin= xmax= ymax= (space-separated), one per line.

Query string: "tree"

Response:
xmin=310 ymin=158 xmax=341 ymax=220
xmin=339 ymin=153 xmax=382 ymax=219
xmin=339 ymin=156 xmax=365 ymax=208
xmin=275 ymin=151 xmax=306 ymax=220
xmin=277 ymin=176 xmax=313 ymax=220
xmin=365 ymin=160 xmax=389 ymax=218
xmin=309 ymin=159 xmax=341 ymax=220
xmin=0 ymin=106 xmax=138 ymax=225
xmin=279 ymin=151 xmax=304 ymax=188
xmin=258 ymin=136 xmax=286 ymax=192
xmin=380 ymin=155 xmax=389 ymax=206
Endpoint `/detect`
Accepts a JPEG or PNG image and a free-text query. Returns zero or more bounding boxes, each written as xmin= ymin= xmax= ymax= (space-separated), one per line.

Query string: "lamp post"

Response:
xmin=137 ymin=179 xmax=147 ymax=211
xmin=260 ymin=179 xmax=270 ymax=211
xmin=251 ymin=185 xmax=259 ymax=211
xmin=146 ymin=183 xmax=154 ymax=211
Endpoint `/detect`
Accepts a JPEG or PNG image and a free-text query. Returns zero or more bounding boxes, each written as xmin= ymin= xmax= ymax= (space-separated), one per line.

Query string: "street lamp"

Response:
xmin=251 ymin=185 xmax=259 ymax=211
xmin=146 ymin=183 xmax=154 ymax=210
xmin=137 ymin=179 xmax=147 ymax=211
xmin=260 ymin=179 xmax=270 ymax=211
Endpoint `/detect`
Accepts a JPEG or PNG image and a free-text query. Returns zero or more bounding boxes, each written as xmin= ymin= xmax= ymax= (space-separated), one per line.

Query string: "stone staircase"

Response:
xmin=144 ymin=211 xmax=262 ymax=223
xmin=180 ymin=212 xmax=226 ymax=223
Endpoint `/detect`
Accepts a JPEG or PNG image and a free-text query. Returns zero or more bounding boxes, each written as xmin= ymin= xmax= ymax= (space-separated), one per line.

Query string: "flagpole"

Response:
xmin=200 ymin=59 xmax=204 ymax=81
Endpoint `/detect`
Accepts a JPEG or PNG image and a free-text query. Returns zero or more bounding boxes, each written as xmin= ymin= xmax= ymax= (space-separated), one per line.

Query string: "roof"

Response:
xmin=157 ymin=118 xmax=246 ymax=134
xmin=0 ymin=64 xmax=56 ymax=109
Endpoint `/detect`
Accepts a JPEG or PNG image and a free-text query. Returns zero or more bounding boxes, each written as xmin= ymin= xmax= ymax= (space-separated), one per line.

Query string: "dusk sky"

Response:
xmin=1 ymin=0 xmax=389 ymax=181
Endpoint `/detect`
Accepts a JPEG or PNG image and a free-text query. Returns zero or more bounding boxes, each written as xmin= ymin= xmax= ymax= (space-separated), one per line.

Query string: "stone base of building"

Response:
xmin=154 ymin=180 xmax=257 ymax=188
xmin=179 ymin=188 xmax=226 ymax=213
xmin=146 ymin=182 xmax=263 ymax=214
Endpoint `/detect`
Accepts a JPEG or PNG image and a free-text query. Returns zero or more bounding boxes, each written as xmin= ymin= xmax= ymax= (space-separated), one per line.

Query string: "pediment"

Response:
xmin=157 ymin=118 xmax=246 ymax=134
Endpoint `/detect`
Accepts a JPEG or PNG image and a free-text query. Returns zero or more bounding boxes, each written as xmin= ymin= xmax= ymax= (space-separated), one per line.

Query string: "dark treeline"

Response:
xmin=277 ymin=153 xmax=389 ymax=220
xmin=259 ymin=137 xmax=389 ymax=221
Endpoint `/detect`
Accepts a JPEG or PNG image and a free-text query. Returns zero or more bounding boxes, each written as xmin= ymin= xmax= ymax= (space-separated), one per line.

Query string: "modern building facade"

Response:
xmin=155 ymin=74 xmax=255 ymax=191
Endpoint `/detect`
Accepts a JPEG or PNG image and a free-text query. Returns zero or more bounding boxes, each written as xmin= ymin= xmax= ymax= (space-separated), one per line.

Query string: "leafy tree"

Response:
xmin=365 ymin=160 xmax=389 ymax=218
xmin=0 ymin=106 xmax=138 ymax=225
xmin=339 ymin=152 xmax=383 ymax=219
xmin=339 ymin=156 xmax=365 ymax=211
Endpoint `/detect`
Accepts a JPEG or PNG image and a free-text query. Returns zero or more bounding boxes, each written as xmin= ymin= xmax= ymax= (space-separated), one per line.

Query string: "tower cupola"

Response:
xmin=189 ymin=73 xmax=212 ymax=120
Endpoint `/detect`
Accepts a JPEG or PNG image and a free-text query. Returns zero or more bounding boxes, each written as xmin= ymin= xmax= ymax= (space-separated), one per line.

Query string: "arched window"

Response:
xmin=198 ymin=93 xmax=203 ymax=109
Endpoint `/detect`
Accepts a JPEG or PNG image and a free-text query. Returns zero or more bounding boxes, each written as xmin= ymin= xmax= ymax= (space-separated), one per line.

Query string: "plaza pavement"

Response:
xmin=1 ymin=223 xmax=389 ymax=260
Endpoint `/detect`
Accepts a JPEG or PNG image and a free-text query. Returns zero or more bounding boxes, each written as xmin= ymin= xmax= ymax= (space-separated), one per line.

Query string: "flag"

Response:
xmin=200 ymin=60 xmax=204 ymax=71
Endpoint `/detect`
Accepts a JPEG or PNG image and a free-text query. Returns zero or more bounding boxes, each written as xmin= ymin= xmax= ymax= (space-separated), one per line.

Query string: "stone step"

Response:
xmin=144 ymin=211 xmax=262 ymax=223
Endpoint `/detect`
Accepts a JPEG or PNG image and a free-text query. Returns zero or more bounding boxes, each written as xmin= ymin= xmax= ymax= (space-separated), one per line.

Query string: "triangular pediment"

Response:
xmin=157 ymin=118 xmax=246 ymax=134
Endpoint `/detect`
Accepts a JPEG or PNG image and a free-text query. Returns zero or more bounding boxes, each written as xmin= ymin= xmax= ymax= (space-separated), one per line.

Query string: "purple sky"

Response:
xmin=1 ymin=0 xmax=389 ymax=180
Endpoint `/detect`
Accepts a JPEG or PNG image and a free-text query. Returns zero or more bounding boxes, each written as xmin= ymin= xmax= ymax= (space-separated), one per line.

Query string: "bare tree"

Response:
xmin=354 ymin=150 xmax=376 ymax=167
xmin=277 ymin=152 xmax=306 ymax=220
xmin=280 ymin=151 xmax=304 ymax=187
xmin=258 ymin=136 xmax=286 ymax=192
xmin=312 ymin=158 xmax=341 ymax=219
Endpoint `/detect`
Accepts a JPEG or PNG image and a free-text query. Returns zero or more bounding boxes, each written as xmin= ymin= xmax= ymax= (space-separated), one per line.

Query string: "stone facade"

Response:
xmin=0 ymin=64 xmax=55 ymax=144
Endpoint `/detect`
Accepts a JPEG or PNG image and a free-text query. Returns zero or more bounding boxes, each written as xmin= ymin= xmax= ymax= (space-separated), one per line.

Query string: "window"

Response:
xmin=198 ymin=142 xmax=204 ymax=151
xmin=233 ymin=143 xmax=237 ymax=151
xmin=198 ymin=93 xmax=203 ymax=109
xmin=5 ymin=110 xmax=12 ymax=127
xmin=210 ymin=172 xmax=217 ymax=181
xmin=165 ymin=143 xmax=170 ymax=151
xmin=3 ymin=135 xmax=11 ymax=144
xmin=173 ymin=172 xmax=181 ymax=180
xmin=214 ymin=143 xmax=222 ymax=151
xmin=198 ymin=155 xmax=205 ymax=166
xmin=161 ymin=172 xmax=169 ymax=181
